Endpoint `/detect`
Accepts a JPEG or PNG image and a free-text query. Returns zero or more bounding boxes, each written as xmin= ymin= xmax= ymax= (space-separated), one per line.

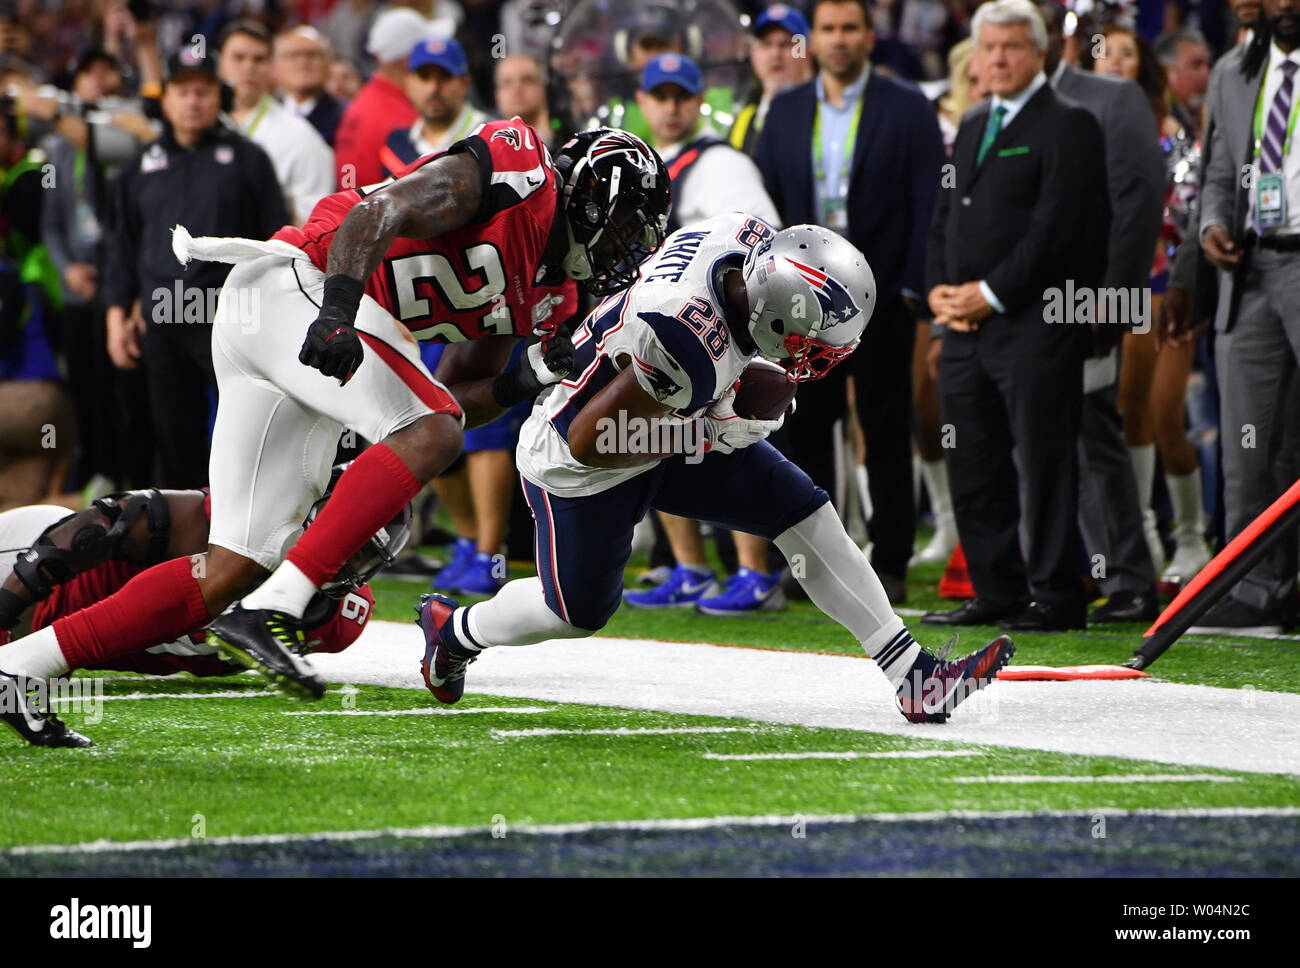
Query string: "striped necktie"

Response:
xmin=977 ymin=104 xmax=1007 ymax=166
xmin=1261 ymin=61 xmax=1297 ymax=174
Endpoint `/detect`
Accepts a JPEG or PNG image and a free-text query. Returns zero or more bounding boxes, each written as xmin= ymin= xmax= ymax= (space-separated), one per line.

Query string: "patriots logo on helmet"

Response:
xmin=786 ymin=258 xmax=859 ymax=330
xmin=492 ymin=127 xmax=523 ymax=150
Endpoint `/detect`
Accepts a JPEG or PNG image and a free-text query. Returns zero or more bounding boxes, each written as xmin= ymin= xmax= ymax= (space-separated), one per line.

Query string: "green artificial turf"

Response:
xmin=3 ymin=680 xmax=1297 ymax=851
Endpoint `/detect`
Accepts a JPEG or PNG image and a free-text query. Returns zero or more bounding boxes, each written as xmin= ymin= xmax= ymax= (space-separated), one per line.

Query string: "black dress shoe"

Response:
xmin=1089 ymin=588 xmax=1159 ymax=624
xmin=922 ymin=598 xmax=1020 ymax=626
xmin=998 ymin=600 xmax=1086 ymax=632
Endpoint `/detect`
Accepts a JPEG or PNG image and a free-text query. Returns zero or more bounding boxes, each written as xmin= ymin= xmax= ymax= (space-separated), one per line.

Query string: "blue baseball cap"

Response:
xmin=408 ymin=36 xmax=468 ymax=77
xmin=640 ymin=53 xmax=703 ymax=95
xmin=753 ymin=4 xmax=810 ymax=37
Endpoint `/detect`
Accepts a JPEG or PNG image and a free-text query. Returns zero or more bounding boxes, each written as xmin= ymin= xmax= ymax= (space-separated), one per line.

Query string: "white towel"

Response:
xmin=171 ymin=224 xmax=307 ymax=267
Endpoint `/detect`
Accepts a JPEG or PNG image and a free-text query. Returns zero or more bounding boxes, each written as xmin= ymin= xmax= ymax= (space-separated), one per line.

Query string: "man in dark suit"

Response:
xmin=1192 ymin=0 xmax=1300 ymax=632
xmin=756 ymin=0 xmax=945 ymax=602
xmin=275 ymin=26 xmax=347 ymax=147
xmin=921 ymin=0 xmax=1109 ymax=631
xmin=1038 ymin=0 xmax=1166 ymax=624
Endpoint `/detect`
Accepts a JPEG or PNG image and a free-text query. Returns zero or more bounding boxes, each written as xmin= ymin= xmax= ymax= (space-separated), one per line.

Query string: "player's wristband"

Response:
xmin=491 ymin=360 xmax=544 ymax=408
xmin=319 ymin=274 xmax=366 ymax=327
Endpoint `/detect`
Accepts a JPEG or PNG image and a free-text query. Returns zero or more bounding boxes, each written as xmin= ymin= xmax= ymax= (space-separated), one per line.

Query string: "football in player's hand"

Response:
xmin=733 ymin=359 xmax=797 ymax=421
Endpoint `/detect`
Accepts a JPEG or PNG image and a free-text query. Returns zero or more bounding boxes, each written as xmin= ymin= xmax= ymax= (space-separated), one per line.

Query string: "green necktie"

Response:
xmin=976 ymin=104 xmax=1007 ymax=166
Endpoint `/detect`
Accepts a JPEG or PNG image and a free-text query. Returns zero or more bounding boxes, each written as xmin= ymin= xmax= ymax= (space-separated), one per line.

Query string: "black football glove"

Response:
xmin=300 ymin=317 xmax=364 ymax=385
xmin=300 ymin=275 xmax=366 ymax=385
xmin=537 ymin=315 xmax=576 ymax=381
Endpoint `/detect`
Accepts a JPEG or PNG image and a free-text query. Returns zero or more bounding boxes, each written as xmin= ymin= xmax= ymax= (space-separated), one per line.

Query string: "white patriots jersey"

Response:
xmin=516 ymin=212 xmax=778 ymax=497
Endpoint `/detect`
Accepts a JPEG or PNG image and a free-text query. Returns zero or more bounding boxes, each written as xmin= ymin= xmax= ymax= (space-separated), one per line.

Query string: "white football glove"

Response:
xmin=700 ymin=386 xmax=785 ymax=455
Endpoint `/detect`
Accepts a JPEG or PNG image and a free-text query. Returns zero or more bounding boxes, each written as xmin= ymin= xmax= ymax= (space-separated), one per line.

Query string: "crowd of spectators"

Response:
xmin=0 ymin=0 xmax=1293 ymax=634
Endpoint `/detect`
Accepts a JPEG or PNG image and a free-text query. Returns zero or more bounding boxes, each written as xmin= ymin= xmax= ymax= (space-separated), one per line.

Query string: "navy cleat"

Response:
xmin=208 ymin=603 xmax=326 ymax=700
xmin=895 ymin=634 xmax=1015 ymax=724
xmin=0 ymin=671 xmax=93 ymax=748
xmin=415 ymin=593 xmax=478 ymax=704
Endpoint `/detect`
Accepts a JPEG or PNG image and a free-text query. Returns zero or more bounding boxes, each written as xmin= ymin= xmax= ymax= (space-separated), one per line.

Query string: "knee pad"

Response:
xmin=10 ymin=488 xmax=171 ymax=602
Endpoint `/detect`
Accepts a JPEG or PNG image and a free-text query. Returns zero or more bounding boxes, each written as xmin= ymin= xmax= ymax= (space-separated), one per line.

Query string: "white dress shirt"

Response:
xmin=1251 ymin=42 xmax=1300 ymax=235
xmin=658 ymin=135 xmax=782 ymax=229
xmin=234 ymin=95 xmax=335 ymax=225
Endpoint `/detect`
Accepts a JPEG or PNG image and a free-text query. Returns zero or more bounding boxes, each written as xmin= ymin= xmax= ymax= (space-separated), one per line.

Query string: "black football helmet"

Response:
xmin=551 ymin=128 xmax=671 ymax=295
xmin=303 ymin=463 xmax=413 ymax=597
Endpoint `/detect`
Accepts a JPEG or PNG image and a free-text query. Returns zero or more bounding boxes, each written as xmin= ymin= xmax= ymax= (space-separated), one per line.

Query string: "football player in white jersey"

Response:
xmin=417 ymin=214 xmax=1016 ymax=723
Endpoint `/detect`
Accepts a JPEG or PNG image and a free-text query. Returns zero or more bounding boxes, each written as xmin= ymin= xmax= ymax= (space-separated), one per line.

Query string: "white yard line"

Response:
xmin=281 ymin=706 xmax=553 ymax=717
xmin=493 ymin=726 xmax=755 ymax=738
xmin=8 ymin=806 xmax=1299 ymax=856
xmin=54 ymin=690 xmax=285 ymax=703
xmin=953 ymin=774 xmax=1240 ymax=784
xmin=702 ymin=750 xmax=984 ymax=761
xmin=307 ymin=622 xmax=1300 ymax=776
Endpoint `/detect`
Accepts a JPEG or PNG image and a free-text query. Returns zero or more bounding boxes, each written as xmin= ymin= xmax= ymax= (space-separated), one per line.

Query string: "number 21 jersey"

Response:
xmin=273 ymin=118 xmax=577 ymax=342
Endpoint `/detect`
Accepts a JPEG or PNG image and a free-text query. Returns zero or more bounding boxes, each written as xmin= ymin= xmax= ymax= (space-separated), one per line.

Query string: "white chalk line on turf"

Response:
xmin=308 ymin=622 xmax=1300 ymax=775
xmin=702 ymin=750 xmax=984 ymax=761
xmin=8 ymin=806 xmax=1299 ymax=856
xmin=953 ymin=773 xmax=1240 ymax=784
xmin=492 ymin=726 xmax=756 ymax=738
xmin=54 ymin=690 xmax=288 ymax=703
xmin=281 ymin=706 xmax=553 ymax=717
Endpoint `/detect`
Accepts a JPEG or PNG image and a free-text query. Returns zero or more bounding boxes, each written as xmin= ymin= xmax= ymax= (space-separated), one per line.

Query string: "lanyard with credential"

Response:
xmin=1253 ymin=61 xmax=1300 ymax=161
xmin=812 ymin=93 xmax=864 ymax=192
xmin=444 ymin=108 xmax=478 ymax=149
xmin=245 ymin=96 xmax=273 ymax=137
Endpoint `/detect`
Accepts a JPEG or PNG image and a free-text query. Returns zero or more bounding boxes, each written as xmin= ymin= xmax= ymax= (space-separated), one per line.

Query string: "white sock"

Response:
xmin=1128 ymin=444 xmax=1155 ymax=517
xmin=854 ymin=465 xmax=873 ymax=523
xmin=0 ymin=625 xmax=70 ymax=679
xmin=1166 ymin=469 xmax=1207 ymax=544
xmin=921 ymin=459 xmax=955 ymax=530
xmin=457 ymin=577 xmax=592 ymax=649
xmin=241 ymin=561 xmax=319 ymax=620
xmin=774 ymin=502 xmax=919 ymax=688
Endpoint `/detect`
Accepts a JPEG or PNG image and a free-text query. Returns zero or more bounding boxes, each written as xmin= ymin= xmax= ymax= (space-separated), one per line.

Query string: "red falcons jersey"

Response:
xmin=29 ymin=496 xmax=374 ymax=677
xmin=274 ymin=118 xmax=578 ymax=343
xmin=31 ymin=564 xmax=373 ymax=677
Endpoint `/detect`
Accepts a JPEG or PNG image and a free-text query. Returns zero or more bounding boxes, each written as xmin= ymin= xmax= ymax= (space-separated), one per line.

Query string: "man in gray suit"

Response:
xmin=1036 ymin=0 xmax=1166 ymax=623
xmin=1193 ymin=0 xmax=1300 ymax=633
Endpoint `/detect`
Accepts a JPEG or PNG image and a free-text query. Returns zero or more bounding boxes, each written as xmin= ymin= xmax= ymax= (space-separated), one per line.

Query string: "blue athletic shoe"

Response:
xmin=455 ymin=551 xmax=507 ymax=596
xmin=623 ymin=564 xmax=721 ymax=608
xmin=895 ymin=634 xmax=1016 ymax=724
xmin=414 ymin=593 xmax=477 ymax=704
xmin=431 ymin=537 xmax=475 ymax=592
xmin=696 ymin=568 xmax=788 ymax=615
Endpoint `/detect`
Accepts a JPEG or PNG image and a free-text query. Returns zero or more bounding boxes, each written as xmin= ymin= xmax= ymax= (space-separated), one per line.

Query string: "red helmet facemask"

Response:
xmin=783 ymin=332 xmax=860 ymax=382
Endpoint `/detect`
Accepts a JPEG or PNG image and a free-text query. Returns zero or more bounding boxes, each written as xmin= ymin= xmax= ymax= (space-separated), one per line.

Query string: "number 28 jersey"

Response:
xmin=272 ymin=118 xmax=577 ymax=343
xmin=517 ymin=212 xmax=778 ymax=497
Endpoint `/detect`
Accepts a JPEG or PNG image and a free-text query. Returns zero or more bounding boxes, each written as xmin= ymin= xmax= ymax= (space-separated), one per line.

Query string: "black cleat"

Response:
xmin=0 ymin=671 xmax=93 ymax=748
xmin=208 ymin=603 xmax=326 ymax=700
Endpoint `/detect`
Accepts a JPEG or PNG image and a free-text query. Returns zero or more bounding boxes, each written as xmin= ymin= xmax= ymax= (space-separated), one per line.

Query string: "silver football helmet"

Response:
xmin=741 ymin=225 xmax=875 ymax=381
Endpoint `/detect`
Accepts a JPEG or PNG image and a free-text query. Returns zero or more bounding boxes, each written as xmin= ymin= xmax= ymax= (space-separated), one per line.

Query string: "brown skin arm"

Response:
xmin=433 ymin=335 xmax=520 ymax=430
xmin=325 ymin=152 xmax=483 ymax=283
xmin=0 ymin=491 xmax=210 ymax=612
xmin=568 ymin=364 xmax=696 ymax=468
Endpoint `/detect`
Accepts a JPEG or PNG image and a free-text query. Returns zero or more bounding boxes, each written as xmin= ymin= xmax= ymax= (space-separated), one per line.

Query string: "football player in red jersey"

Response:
xmin=0 ymin=473 xmax=398 ymax=746
xmin=0 ymin=121 xmax=670 ymax=706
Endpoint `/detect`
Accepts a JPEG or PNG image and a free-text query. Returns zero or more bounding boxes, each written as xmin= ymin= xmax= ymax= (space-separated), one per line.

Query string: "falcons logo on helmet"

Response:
xmin=786 ymin=258 xmax=860 ymax=329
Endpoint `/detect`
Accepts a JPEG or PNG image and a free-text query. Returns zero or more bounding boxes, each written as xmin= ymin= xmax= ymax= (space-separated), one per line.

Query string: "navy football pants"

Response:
xmin=520 ymin=441 xmax=828 ymax=630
